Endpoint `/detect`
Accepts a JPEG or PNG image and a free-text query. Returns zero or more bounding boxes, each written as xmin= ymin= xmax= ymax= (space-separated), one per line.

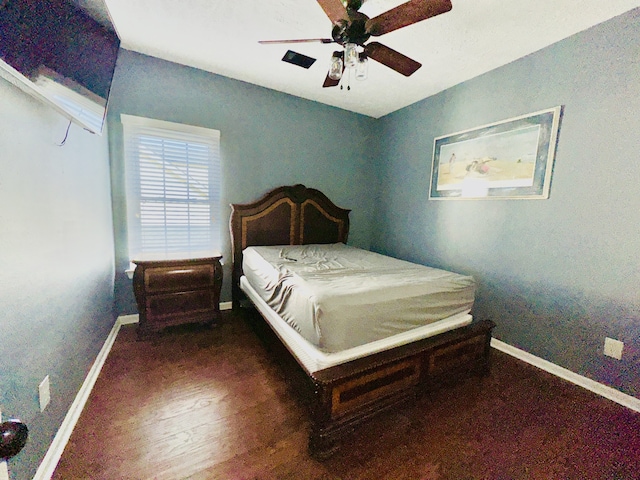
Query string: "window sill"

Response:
xmin=125 ymin=262 xmax=135 ymax=280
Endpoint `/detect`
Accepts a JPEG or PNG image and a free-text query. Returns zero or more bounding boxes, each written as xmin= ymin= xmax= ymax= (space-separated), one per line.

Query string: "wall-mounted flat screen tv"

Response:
xmin=0 ymin=0 xmax=120 ymax=134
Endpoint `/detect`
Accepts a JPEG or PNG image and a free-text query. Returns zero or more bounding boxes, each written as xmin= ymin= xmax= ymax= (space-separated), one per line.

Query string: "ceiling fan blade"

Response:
xmin=366 ymin=0 xmax=452 ymax=36
xmin=316 ymin=0 xmax=349 ymax=24
xmin=364 ymin=42 xmax=422 ymax=76
xmin=259 ymin=38 xmax=335 ymax=45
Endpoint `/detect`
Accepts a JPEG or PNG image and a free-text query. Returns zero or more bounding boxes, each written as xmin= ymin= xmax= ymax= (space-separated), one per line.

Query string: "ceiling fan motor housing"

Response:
xmin=331 ymin=11 xmax=370 ymax=45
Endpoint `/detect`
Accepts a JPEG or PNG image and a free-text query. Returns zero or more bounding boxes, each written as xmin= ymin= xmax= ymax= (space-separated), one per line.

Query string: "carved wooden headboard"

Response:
xmin=229 ymin=184 xmax=351 ymax=308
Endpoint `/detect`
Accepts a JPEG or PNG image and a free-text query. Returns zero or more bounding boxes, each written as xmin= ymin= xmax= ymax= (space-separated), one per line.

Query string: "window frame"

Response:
xmin=121 ymin=114 xmax=221 ymax=262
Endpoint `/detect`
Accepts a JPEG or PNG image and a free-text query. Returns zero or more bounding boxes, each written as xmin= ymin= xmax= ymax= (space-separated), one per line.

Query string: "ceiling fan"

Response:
xmin=259 ymin=0 xmax=453 ymax=87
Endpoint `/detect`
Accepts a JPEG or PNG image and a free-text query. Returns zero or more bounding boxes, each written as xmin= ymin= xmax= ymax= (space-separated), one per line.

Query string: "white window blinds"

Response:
xmin=121 ymin=114 xmax=221 ymax=261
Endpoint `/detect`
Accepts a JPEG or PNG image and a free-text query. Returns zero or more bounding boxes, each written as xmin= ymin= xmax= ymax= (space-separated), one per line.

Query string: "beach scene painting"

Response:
xmin=429 ymin=106 xmax=562 ymax=199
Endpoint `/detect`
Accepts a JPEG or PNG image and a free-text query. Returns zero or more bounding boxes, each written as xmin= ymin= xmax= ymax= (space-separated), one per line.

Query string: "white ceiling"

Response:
xmin=95 ymin=0 xmax=640 ymax=118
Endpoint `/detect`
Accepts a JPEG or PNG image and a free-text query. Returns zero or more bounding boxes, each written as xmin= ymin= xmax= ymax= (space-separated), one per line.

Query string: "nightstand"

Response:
xmin=132 ymin=256 xmax=223 ymax=339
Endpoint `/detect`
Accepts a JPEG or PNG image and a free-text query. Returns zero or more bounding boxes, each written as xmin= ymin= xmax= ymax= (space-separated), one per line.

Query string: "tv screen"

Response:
xmin=0 ymin=0 xmax=120 ymax=134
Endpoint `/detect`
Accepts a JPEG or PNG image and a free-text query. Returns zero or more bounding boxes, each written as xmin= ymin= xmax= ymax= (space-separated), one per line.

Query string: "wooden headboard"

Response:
xmin=229 ymin=184 xmax=351 ymax=308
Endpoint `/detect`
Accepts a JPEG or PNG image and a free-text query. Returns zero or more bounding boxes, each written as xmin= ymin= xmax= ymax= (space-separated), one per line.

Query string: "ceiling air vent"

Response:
xmin=282 ymin=50 xmax=316 ymax=69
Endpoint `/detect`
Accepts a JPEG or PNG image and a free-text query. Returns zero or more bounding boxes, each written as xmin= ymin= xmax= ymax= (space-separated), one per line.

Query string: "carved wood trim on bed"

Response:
xmin=229 ymin=184 xmax=350 ymax=308
xmin=229 ymin=184 xmax=494 ymax=459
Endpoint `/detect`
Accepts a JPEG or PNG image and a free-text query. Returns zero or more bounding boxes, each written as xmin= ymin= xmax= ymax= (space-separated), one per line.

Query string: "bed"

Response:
xmin=230 ymin=184 xmax=495 ymax=458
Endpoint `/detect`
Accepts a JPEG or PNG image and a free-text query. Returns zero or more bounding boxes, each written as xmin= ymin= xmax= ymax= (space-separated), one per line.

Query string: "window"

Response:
xmin=121 ymin=114 xmax=221 ymax=261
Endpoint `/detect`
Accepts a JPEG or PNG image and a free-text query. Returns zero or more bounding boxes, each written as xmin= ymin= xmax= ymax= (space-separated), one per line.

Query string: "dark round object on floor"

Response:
xmin=0 ymin=420 xmax=28 ymax=460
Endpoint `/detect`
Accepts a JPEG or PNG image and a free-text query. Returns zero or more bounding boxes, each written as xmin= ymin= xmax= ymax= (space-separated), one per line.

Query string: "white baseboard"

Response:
xmin=33 ymin=315 xmax=126 ymax=480
xmin=491 ymin=338 xmax=640 ymax=413
xmin=112 ymin=302 xmax=232 ymax=327
xmin=117 ymin=313 xmax=139 ymax=325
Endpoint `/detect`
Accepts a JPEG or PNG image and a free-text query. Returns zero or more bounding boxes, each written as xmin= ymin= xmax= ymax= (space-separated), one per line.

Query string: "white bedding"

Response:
xmin=242 ymin=243 xmax=475 ymax=354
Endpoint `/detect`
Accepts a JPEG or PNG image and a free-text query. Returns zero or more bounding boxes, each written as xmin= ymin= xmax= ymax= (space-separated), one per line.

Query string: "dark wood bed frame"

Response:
xmin=230 ymin=184 xmax=495 ymax=458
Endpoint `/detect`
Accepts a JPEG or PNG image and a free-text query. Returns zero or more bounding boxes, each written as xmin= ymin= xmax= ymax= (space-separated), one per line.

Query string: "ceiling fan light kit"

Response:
xmin=327 ymin=49 xmax=368 ymax=82
xmin=260 ymin=0 xmax=453 ymax=88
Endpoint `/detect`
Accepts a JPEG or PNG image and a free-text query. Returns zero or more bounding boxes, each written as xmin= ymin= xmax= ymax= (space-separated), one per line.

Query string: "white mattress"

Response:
xmin=241 ymin=275 xmax=473 ymax=373
xmin=242 ymin=243 xmax=475 ymax=353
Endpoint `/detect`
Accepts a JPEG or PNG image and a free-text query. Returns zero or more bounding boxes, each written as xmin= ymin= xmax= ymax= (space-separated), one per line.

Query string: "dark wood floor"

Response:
xmin=53 ymin=309 xmax=640 ymax=479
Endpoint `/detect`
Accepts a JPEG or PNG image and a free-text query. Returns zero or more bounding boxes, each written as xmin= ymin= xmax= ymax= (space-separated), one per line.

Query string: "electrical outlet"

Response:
xmin=604 ymin=337 xmax=624 ymax=360
xmin=39 ymin=375 xmax=51 ymax=412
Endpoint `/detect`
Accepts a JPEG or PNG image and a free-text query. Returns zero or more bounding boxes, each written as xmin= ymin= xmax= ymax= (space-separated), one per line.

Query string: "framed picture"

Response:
xmin=429 ymin=106 xmax=562 ymax=199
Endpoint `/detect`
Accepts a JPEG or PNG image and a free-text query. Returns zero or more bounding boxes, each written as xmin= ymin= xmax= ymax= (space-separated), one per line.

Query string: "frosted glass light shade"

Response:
xmin=344 ymin=43 xmax=358 ymax=68
xmin=355 ymin=54 xmax=368 ymax=80
xmin=328 ymin=53 xmax=343 ymax=80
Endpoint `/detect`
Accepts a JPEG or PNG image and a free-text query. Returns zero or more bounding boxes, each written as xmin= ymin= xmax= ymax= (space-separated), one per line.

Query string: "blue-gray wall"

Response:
xmin=0 ymin=80 xmax=116 ymax=479
xmin=373 ymin=8 xmax=640 ymax=398
xmin=107 ymin=49 xmax=379 ymax=315
xmin=2 ymin=7 xmax=638 ymax=479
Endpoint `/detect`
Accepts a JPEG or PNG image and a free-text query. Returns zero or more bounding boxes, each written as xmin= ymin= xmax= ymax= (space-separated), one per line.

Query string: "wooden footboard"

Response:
xmin=306 ymin=318 xmax=495 ymax=458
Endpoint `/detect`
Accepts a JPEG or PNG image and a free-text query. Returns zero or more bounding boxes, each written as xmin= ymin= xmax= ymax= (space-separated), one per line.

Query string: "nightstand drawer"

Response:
xmin=146 ymin=290 xmax=215 ymax=323
xmin=145 ymin=264 xmax=215 ymax=293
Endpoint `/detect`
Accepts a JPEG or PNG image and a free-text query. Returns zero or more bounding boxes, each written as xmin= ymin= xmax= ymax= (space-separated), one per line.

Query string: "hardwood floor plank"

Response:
xmin=52 ymin=310 xmax=640 ymax=479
